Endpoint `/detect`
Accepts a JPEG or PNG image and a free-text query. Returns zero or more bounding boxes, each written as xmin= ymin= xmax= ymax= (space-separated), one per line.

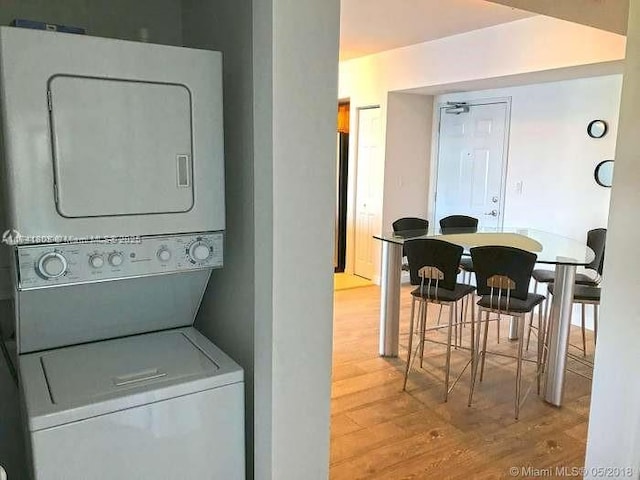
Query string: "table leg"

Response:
xmin=544 ymin=263 xmax=576 ymax=406
xmin=379 ymin=241 xmax=402 ymax=357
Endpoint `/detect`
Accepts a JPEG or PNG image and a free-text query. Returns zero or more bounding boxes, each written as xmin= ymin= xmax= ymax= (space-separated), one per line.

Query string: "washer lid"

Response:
xmin=42 ymin=330 xmax=219 ymax=406
xmin=20 ymin=328 xmax=244 ymax=431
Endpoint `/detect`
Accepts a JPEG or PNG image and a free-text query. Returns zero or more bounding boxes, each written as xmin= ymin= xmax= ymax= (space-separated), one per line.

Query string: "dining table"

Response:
xmin=373 ymin=227 xmax=595 ymax=407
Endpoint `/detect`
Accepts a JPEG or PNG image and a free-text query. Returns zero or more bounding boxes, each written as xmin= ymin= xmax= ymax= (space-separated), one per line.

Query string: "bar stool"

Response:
xmin=439 ymin=215 xmax=479 ymax=283
xmin=402 ymin=238 xmax=476 ymax=402
xmin=528 ymin=229 xmax=606 ymax=354
xmin=392 ymin=217 xmax=429 ymax=271
xmin=545 ymin=284 xmax=601 ymax=358
xmin=468 ymin=246 xmax=546 ymax=419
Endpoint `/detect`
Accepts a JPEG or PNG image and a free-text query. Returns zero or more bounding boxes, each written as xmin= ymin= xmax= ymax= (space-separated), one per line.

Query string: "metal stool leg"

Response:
xmin=581 ymin=303 xmax=587 ymax=356
xmin=594 ymin=304 xmax=599 ymax=345
xmin=410 ymin=296 xmax=417 ymax=334
xmin=468 ymin=305 xmax=482 ymax=407
xmin=515 ymin=312 xmax=526 ymax=419
xmin=536 ymin=305 xmax=544 ymax=395
xmin=419 ymin=301 xmax=428 ymax=368
xmin=525 ymin=309 xmax=535 ymax=351
xmin=444 ymin=301 xmax=454 ymax=402
xmin=480 ymin=310 xmax=490 ymax=382
xmin=453 ymin=302 xmax=458 ymax=350
xmin=403 ymin=298 xmax=418 ymax=390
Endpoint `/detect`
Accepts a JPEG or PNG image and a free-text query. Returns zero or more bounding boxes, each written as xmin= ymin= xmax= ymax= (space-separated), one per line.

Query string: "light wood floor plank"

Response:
xmin=331 ymin=285 xmax=593 ymax=479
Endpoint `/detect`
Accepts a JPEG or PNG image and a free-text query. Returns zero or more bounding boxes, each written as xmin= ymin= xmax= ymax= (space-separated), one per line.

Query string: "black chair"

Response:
xmin=439 ymin=215 xmax=478 ymax=282
xmin=402 ymin=239 xmax=475 ymax=401
xmin=393 ymin=217 xmax=429 ymax=234
xmin=546 ymin=283 xmax=601 ymax=357
xmin=392 ymin=217 xmax=429 ymax=270
xmin=468 ymin=246 xmax=546 ymax=419
xmin=532 ymin=228 xmax=607 ymax=289
xmin=439 ymin=215 xmax=478 ymax=234
xmin=528 ymin=229 xmax=606 ymax=355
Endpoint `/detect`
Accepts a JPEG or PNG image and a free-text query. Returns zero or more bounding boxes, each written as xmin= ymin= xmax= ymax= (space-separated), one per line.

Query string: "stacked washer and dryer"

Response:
xmin=0 ymin=27 xmax=245 ymax=479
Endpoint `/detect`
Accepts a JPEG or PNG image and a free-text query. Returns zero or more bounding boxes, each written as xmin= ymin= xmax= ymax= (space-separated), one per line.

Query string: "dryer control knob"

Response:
xmin=37 ymin=252 xmax=67 ymax=279
xmin=189 ymin=242 xmax=211 ymax=262
xmin=157 ymin=248 xmax=172 ymax=262
xmin=108 ymin=252 xmax=124 ymax=267
xmin=89 ymin=255 xmax=104 ymax=269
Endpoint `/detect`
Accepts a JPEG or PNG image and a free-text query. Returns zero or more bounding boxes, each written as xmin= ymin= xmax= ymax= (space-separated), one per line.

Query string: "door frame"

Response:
xmin=428 ymin=96 xmax=512 ymax=228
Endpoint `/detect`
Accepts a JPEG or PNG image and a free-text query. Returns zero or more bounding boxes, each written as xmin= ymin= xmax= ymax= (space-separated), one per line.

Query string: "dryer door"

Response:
xmin=49 ymin=75 xmax=194 ymax=218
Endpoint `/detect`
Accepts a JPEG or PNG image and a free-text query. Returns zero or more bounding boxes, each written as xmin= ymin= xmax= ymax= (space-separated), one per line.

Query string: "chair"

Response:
xmin=439 ymin=215 xmax=478 ymax=283
xmin=546 ymin=283 xmax=601 ymax=358
xmin=528 ymin=228 xmax=606 ymax=355
xmin=392 ymin=217 xmax=429 ymax=247
xmin=531 ymin=228 xmax=607 ymax=289
xmin=468 ymin=246 xmax=546 ymax=419
xmin=392 ymin=217 xmax=429 ymax=270
xmin=439 ymin=215 xmax=478 ymax=234
xmin=402 ymin=238 xmax=475 ymax=401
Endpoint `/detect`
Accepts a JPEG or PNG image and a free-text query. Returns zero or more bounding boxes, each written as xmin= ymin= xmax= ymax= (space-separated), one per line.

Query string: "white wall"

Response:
xmin=438 ymin=76 xmax=622 ymax=331
xmin=269 ymin=0 xmax=339 ymax=477
xmin=586 ymin=0 xmax=640 ymax=475
xmin=437 ymin=75 xmax=622 ymax=241
xmin=383 ymin=93 xmax=434 ymax=228
xmin=339 ymin=15 xmax=625 ymax=279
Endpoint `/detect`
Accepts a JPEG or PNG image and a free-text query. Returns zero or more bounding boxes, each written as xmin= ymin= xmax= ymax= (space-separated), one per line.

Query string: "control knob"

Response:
xmin=157 ymin=248 xmax=172 ymax=262
xmin=37 ymin=252 xmax=67 ymax=279
xmin=188 ymin=241 xmax=211 ymax=262
xmin=89 ymin=255 xmax=104 ymax=269
xmin=108 ymin=252 xmax=124 ymax=267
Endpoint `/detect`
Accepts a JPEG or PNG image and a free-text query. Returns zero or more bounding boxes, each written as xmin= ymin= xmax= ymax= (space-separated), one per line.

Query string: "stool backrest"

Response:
xmin=471 ymin=246 xmax=537 ymax=301
xmin=392 ymin=217 xmax=429 ymax=236
xmin=404 ymin=238 xmax=463 ymax=291
xmin=586 ymin=228 xmax=607 ymax=275
xmin=439 ymin=215 xmax=478 ymax=234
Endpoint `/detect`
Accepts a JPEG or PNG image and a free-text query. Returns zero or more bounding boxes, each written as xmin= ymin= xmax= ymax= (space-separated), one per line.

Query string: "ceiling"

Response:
xmin=339 ymin=0 xmax=535 ymax=61
xmin=488 ymin=0 xmax=628 ymax=35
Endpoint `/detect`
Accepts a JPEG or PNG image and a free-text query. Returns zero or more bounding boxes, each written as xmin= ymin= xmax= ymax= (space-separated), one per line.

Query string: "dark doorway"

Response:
xmin=335 ymin=101 xmax=349 ymax=272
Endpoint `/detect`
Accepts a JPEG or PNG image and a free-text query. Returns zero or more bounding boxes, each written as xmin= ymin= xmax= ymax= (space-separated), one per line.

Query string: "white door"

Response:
xmin=354 ymin=107 xmax=382 ymax=280
xmin=434 ymin=101 xmax=509 ymax=229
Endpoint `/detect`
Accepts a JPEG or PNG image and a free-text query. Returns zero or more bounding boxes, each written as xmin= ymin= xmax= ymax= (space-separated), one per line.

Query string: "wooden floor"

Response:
xmin=330 ymin=285 xmax=594 ymax=480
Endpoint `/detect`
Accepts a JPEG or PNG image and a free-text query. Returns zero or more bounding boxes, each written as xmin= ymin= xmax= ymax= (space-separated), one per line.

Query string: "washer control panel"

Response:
xmin=16 ymin=232 xmax=223 ymax=290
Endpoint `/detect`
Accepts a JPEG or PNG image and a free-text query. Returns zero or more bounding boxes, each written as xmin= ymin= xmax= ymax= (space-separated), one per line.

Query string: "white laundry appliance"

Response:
xmin=0 ymin=27 xmax=245 ymax=480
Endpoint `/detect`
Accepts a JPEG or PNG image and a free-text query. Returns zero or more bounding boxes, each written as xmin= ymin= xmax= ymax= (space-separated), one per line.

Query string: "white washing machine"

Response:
xmin=10 ymin=234 xmax=246 ymax=480
xmin=20 ymin=328 xmax=244 ymax=480
xmin=0 ymin=27 xmax=245 ymax=480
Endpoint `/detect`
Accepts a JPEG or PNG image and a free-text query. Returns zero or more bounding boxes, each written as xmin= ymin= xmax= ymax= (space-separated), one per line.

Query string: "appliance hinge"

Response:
xmin=47 ymin=90 xmax=52 ymax=111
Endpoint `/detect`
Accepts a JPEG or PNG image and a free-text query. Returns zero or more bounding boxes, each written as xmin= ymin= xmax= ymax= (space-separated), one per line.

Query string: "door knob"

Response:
xmin=484 ymin=210 xmax=498 ymax=217
xmin=492 ymin=196 xmax=499 ymax=203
